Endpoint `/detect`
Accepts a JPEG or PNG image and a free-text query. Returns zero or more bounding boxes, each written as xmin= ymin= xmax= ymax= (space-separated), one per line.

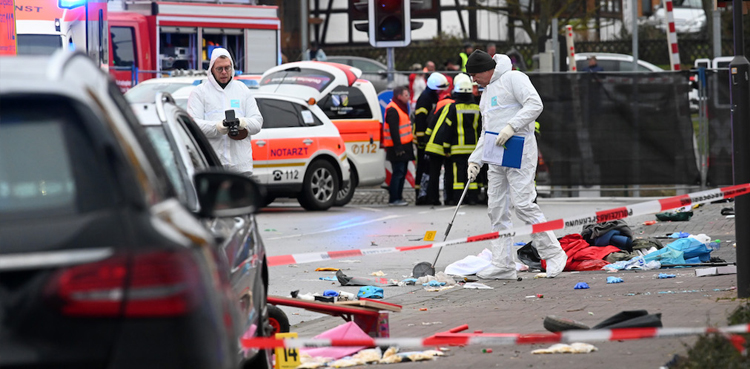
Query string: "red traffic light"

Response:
xmin=368 ymin=0 xmax=410 ymax=47
xmin=378 ymin=0 xmax=400 ymax=12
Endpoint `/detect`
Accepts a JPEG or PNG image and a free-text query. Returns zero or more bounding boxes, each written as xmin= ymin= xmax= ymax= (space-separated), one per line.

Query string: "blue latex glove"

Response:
xmin=669 ymin=232 xmax=690 ymax=238
xmin=606 ymin=276 xmax=624 ymax=284
xmin=323 ymin=290 xmax=339 ymax=297
xmin=658 ymin=273 xmax=676 ymax=279
xmin=574 ymin=282 xmax=590 ymax=289
xmin=423 ymin=280 xmax=446 ymax=287
xmin=401 ymin=278 xmax=418 ymax=285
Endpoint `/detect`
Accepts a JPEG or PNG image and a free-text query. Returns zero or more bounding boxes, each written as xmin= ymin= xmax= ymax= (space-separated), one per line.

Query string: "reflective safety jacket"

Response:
xmin=425 ymin=98 xmax=455 ymax=156
xmin=426 ymin=95 xmax=482 ymax=156
xmin=412 ymin=88 xmax=440 ymax=149
xmin=383 ymin=101 xmax=413 ymax=147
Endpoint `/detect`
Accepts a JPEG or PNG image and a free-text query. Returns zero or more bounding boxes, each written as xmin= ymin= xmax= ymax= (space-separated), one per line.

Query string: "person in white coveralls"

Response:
xmin=188 ymin=47 xmax=263 ymax=176
xmin=465 ymin=49 xmax=567 ymax=280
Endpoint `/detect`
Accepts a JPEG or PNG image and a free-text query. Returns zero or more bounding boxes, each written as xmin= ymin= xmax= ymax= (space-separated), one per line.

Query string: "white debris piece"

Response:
xmin=531 ymin=342 xmax=598 ymax=354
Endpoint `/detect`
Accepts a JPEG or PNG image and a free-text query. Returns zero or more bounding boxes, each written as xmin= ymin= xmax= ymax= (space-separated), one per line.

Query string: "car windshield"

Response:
xmin=125 ymin=81 xmax=199 ymax=103
xmin=142 ymin=126 xmax=189 ymax=204
xmin=261 ymin=69 xmax=334 ymax=92
xmin=17 ymin=34 xmax=63 ymax=56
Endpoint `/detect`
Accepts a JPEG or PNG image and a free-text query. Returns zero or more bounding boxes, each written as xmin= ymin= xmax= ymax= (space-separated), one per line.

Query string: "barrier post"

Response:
xmin=729 ymin=0 xmax=750 ymax=297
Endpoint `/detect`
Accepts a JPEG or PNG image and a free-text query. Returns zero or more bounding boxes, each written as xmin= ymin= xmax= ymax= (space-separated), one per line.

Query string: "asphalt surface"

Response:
xmin=269 ymin=187 xmax=741 ymax=369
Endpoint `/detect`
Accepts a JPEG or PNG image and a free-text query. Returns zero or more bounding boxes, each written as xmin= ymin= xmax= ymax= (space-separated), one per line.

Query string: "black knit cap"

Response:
xmin=465 ymin=50 xmax=496 ymax=74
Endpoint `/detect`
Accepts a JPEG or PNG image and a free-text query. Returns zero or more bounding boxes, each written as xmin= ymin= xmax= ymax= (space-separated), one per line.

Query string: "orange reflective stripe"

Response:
xmin=383 ymin=101 xmax=413 ymax=147
xmin=434 ymin=98 xmax=454 ymax=113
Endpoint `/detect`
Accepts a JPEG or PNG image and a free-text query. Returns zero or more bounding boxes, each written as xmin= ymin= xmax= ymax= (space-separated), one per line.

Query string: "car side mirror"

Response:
xmin=194 ymin=170 xmax=265 ymax=217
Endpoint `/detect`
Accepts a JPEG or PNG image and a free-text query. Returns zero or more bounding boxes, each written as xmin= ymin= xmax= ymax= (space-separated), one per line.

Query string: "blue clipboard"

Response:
xmin=482 ymin=132 xmax=524 ymax=169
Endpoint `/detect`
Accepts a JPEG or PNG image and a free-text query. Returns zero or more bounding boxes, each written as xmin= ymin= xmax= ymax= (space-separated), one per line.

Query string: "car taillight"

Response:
xmin=50 ymin=250 xmax=202 ymax=317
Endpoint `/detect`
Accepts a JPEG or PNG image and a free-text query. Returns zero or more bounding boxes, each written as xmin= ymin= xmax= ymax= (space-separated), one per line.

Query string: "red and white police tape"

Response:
xmin=267 ymin=183 xmax=750 ymax=267
xmin=242 ymin=323 xmax=750 ymax=349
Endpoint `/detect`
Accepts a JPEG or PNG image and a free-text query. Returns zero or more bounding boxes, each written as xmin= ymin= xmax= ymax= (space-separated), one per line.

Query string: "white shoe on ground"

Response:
xmin=545 ymin=251 xmax=568 ymax=278
xmin=477 ymin=264 xmax=518 ymax=280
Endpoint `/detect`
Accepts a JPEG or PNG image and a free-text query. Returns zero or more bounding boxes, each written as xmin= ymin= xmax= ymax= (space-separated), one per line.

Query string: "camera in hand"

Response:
xmin=223 ymin=110 xmax=248 ymax=140
xmin=223 ymin=110 xmax=240 ymax=137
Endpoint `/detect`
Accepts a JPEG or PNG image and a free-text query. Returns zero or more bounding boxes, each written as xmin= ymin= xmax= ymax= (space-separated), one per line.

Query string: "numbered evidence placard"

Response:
xmin=274 ymin=332 xmax=300 ymax=369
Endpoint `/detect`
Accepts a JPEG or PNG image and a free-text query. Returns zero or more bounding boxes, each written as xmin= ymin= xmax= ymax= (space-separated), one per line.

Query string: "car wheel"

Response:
xmin=334 ymin=166 xmax=357 ymax=207
xmin=267 ymin=304 xmax=290 ymax=336
xmin=298 ymin=160 xmax=338 ymax=211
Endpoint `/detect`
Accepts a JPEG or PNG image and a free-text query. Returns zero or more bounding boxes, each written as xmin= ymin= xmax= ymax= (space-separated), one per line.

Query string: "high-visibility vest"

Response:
xmin=449 ymin=103 xmax=482 ymax=155
xmin=460 ymin=52 xmax=469 ymax=72
xmin=425 ymin=98 xmax=455 ymax=156
xmin=383 ymin=101 xmax=413 ymax=147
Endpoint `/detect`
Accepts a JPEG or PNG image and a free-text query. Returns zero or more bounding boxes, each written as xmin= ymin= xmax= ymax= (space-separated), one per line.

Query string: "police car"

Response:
xmin=259 ymin=61 xmax=386 ymax=206
xmin=127 ymin=77 xmax=350 ymax=211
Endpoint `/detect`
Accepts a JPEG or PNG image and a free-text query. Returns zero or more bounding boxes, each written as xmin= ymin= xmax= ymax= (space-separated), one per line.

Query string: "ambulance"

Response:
xmin=259 ymin=61 xmax=386 ymax=206
xmin=107 ymin=0 xmax=281 ymax=92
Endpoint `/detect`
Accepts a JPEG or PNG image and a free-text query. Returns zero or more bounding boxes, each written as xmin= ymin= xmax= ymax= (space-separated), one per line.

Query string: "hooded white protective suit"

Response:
xmin=468 ymin=54 xmax=567 ymax=279
xmin=187 ymin=48 xmax=263 ymax=175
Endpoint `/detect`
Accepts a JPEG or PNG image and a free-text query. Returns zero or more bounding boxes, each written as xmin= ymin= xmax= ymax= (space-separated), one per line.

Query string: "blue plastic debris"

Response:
xmin=319 ymin=276 xmax=338 ymax=281
xmin=401 ymin=278 xmax=418 ymax=285
xmin=423 ymin=280 xmax=447 ymax=287
xmin=669 ymin=232 xmax=690 ymax=238
xmin=514 ymin=242 xmax=526 ymax=246
xmin=323 ymin=290 xmax=339 ymax=297
xmin=357 ymin=286 xmax=384 ymax=299
xmin=658 ymin=273 xmax=676 ymax=279
xmin=606 ymin=276 xmax=624 ymax=284
xmin=574 ymin=282 xmax=590 ymax=289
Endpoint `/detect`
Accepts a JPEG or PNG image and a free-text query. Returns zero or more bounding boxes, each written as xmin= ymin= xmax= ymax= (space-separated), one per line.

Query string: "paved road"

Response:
xmin=256 ymin=188 xmax=739 ymax=368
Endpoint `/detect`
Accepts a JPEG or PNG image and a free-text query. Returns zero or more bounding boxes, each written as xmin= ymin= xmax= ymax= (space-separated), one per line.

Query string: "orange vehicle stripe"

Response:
xmin=254 ymin=162 xmax=305 ymax=168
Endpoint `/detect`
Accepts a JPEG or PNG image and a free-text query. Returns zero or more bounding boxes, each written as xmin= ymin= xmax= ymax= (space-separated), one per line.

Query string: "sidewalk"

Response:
xmin=292 ymin=191 xmax=740 ymax=368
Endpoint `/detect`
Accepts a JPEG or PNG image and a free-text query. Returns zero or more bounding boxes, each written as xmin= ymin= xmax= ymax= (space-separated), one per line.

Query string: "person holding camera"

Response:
xmin=188 ymin=47 xmax=263 ymax=176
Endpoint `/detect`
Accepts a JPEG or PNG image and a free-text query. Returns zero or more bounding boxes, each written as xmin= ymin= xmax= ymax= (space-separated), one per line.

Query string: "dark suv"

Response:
xmin=0 ymin=51 xmax=268 ymax=368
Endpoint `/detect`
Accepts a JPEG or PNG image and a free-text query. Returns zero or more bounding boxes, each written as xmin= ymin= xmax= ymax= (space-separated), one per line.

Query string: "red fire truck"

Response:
xmin=108 ymin=0 xmax=281 ymax=92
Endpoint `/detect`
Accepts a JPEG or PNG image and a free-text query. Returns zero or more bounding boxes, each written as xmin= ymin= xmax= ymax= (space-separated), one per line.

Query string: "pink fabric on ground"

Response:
xmin=299 ymin=321 xmax=372 ymax=359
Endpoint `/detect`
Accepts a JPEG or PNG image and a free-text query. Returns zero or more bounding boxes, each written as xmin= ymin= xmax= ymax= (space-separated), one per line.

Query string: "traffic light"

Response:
xmin=368 ymin=0 xmax=410 ymax=47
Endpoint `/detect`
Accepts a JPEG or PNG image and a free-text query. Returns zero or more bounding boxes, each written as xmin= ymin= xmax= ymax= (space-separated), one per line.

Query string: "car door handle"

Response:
xmin=303 ymin=139 xmax=313 ymax=145
xmin=256 ymin=140 xmax=266 ymax=147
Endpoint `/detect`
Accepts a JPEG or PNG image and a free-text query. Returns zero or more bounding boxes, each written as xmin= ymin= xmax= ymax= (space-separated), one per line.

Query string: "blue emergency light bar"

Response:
xmin=58 ymin=0 xmax=85 ymax=9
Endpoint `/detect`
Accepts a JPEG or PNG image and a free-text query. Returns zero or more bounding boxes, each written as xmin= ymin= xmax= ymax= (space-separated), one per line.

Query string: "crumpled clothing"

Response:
xmin=602 ymin=256 xmax=662 ymax=271
xmin=581 ymin=220 xmax=633 ymax=243
xmin=540 ymin=234 xmax=620 ymax=272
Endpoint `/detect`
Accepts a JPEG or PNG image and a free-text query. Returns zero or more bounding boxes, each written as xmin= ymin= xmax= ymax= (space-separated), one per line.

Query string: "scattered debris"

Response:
xmin=463 ymin=282 xmax=493 ymax=289
xmin=695 ymin=265 xmax=737 ymax=277
xmin=606 ymin=276 xmax=624 ymax=284
xmin=532 ymin=343 xmax=598 ymax=354
xmin=658 ymin=273 xmax=676 ymax=279
xmin=370 ymin=270 xmax=386 ymax=277
xmin=574 ymin=282 xmax=590 ymax=289
xmin=534 ymin=273 xmax=548 ymax=279
xmin=315 ymin=268 xmax=340 ymax=271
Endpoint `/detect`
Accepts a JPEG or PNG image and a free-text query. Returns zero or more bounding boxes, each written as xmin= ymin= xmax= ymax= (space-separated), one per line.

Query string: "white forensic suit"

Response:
xmin=468 ymin=54 xmax=567 ymax=279
xmin=187 ymin=48 xmax=263 ymax=175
